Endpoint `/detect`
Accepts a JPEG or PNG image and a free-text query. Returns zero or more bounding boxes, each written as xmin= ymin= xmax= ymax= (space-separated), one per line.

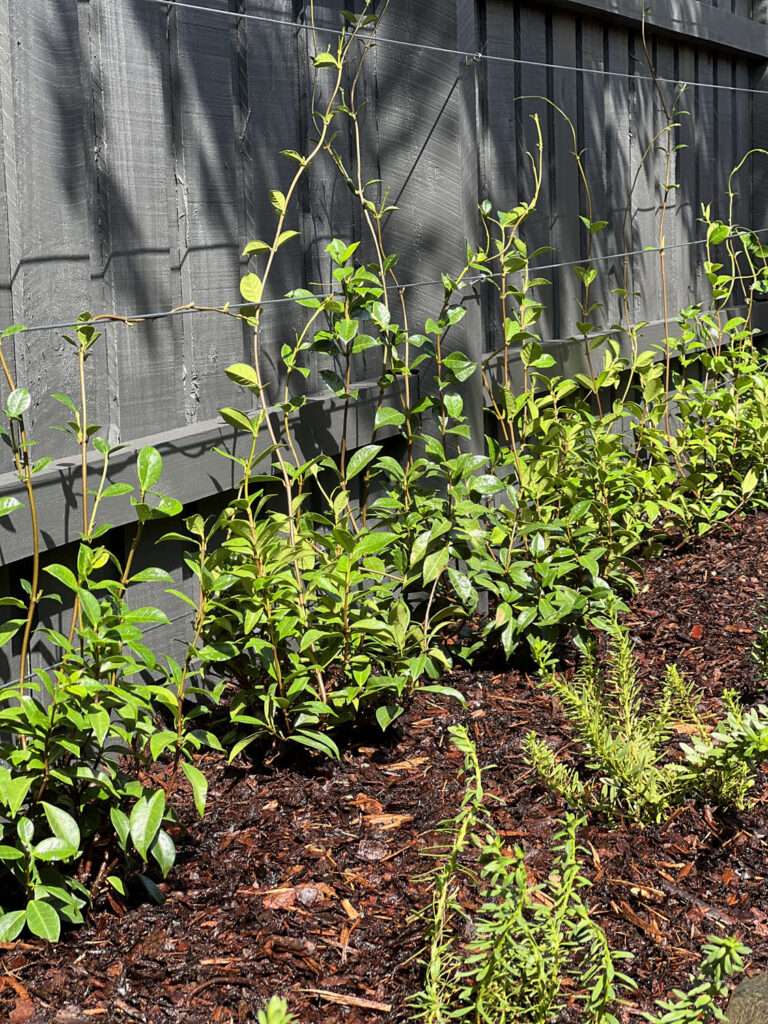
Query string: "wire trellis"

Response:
xmin=12 ymin=225 xmax=768 ymax=338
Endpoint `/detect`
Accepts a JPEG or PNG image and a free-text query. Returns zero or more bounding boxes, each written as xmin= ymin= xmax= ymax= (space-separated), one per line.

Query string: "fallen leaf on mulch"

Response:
xmin=353 ymin=793 xmax=384 ymax=814
xmin=0 ymin=977 xmax=34 ymax=1024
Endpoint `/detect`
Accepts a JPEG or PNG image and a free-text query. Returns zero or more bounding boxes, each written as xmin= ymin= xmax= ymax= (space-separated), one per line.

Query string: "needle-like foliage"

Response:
xmin=526 ymin=629 xmax=768 ymax=822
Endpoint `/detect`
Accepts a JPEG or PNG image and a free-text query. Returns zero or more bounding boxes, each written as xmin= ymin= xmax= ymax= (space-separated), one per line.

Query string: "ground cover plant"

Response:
xmin=0 ymin=1 xmax=767 ymax=1021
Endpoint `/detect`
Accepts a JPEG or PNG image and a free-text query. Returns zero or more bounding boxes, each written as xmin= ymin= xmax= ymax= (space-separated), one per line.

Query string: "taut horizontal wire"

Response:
xmin=12 ymin=225 xmax=768 ymax=337
xmin=136 ymin=0 xmax=768 ymax=97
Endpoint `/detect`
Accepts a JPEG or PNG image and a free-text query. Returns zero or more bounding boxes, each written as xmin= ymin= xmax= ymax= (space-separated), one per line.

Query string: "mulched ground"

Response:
xmin=5 ymin=513 xmax=768 ymax=1023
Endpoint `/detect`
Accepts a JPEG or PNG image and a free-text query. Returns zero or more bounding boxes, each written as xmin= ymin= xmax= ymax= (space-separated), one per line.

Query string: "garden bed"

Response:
xmin=5 ymin=513 xmax=768 ymax=1024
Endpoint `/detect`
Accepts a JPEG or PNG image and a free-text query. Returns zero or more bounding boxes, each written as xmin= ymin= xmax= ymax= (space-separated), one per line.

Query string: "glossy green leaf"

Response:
xmin=137 ymin=447 xmax=163 ymax=493
xmin=26 ymin=900 xmax=60 ymax=943
xmin=181 ymin=762 xmax=208 ymax=819
xmin=129 ymin=790 xmax=166 ymax=862
xmin=42 ymin=803 xmax=80 ymax=851
xmin=346 ymin=444 xmax=382 ymax=480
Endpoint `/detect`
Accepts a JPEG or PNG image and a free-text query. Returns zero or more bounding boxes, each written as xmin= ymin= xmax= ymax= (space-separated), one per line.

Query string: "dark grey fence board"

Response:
xmin=655 ymin=39 xmax=684 ymax=325
xmin=244 ymin=1 xmax=306 ymax=407
xmin=602 ymin=23 xmax=633 ymax=327
xmin=550 ymin=13 xmax=582 ymax=339
xmin=579 ymin=16 xmax=610 ymax=323
xmin=516 ymin=6 xmax=556 ymax=339
xmin=9 ymin=1 xmax=102 ymax=456
xmin=455 ymin=0 xmax=487 ymax=448
xmin=168 ymin=0 xmax=244 ymax=425
xmin=375 ymin=2 xmax=465 ymax=336
xmin=0 ymin=4 xmax=16 ymax=379
xmin=96 ymin=0 xmax=185 ymax=442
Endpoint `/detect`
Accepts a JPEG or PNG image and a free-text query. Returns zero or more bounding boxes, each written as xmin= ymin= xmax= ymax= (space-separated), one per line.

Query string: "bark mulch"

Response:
xmin=4 ymin=513 xmax=768 ymax=1024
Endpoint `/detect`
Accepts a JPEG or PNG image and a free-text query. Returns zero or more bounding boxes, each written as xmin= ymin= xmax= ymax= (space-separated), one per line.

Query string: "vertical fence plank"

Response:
xmin=602 ymin=23 xmax=633 ymax=328
xmin=5 ymin=0 xmax=101 ymax=459
xmin=375 ymin=1 xmax=464 ymax=390
xmin=628 ymin=32 xmax=661 ymax=327
xmin=550 ymin=11 xmax=582 ymax=339
xmin=730 ymin=60 xmax=751 ymax=233
xmin=455 ymin=0 xmax=486 ymax=449
xmin=731 ymin=0 xmax=753 ymax=19
xmin=484 ymin=0 xmax=520 ymax=357
xmin=655 ymin=39 xmax=686 ymax=323
xmin=693 ymin=47 xmax=716 ymax=303
xmin=516 ymin=6 xmax=556 ymax=340
xmin=95 ymin=0 xmax=185 ymax=444
xmin=167 ymin=0 xmax=243 ymax=425
xmin=0 ymin=2 xmax=19 ymax=445
xmin=243 ymin=0 xmax=303 ymax=410
xmin=579 ymin=15 xmax=611 ymax=326
xmin=676 ymin=43 xmax=700 ymax=308
xmin=295 ymin=0 xmax=359 ymax=406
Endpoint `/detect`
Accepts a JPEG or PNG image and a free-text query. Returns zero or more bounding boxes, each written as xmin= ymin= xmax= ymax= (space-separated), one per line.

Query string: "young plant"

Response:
xmin=0 ymin=318 xmax=217 ymax=940
xmin=257 ymin=997 xmax=298 ymax=1024
xmin=525 ymin=629 xmax=768 ymax=823
xmin=648 ymin=935 xmax=749 ymax=1024
xmin=411 ymin=727 xmax=635 ymax=1024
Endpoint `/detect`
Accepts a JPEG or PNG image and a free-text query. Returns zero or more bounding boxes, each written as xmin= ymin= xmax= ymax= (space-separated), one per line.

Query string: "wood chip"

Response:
xmin=341 ymin=898 xmax=361 ymax=920
xmin=382 ymin=757 xmax=429 ymax=773
xmin=363 ymin=813 xmax=414 ymax=831
xmin=303 ymin=989 xmax=392 ymax=1012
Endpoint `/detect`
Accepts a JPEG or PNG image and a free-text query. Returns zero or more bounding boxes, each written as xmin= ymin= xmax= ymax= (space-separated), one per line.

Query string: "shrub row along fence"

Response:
xmin=0 ymin=0 xmax=766 ymax=676
xmin=3 ymin=0 xmax=768 ymax=955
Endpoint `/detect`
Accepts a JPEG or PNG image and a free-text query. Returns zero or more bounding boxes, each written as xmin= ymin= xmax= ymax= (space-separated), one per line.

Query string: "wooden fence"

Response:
xmin=0 ymin=0 xmax=765 ymax=670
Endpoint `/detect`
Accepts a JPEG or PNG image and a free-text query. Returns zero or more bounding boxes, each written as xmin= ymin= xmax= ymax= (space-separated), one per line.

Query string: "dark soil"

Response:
xmin=5 ymin=514 xmax=768 ymax=1024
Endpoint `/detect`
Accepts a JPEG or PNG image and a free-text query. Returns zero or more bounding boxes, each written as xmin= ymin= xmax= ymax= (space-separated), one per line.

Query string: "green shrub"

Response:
xmin=525 ymin=629 xmax=768 ymax=822
xmin=0 ymin=319 xmax=218 ymax=940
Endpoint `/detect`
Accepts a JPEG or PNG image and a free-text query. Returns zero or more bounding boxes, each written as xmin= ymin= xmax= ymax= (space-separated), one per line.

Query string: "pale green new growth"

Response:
xmin=257 ymin=997 xmax=297 ymax=1024
xmin=526 ymin=629 xmax=768 ymax=822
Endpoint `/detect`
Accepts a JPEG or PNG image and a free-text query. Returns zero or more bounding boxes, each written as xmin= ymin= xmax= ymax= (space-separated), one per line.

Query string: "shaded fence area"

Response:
xmin=0 ymin=0 xmax=766 ymax=670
